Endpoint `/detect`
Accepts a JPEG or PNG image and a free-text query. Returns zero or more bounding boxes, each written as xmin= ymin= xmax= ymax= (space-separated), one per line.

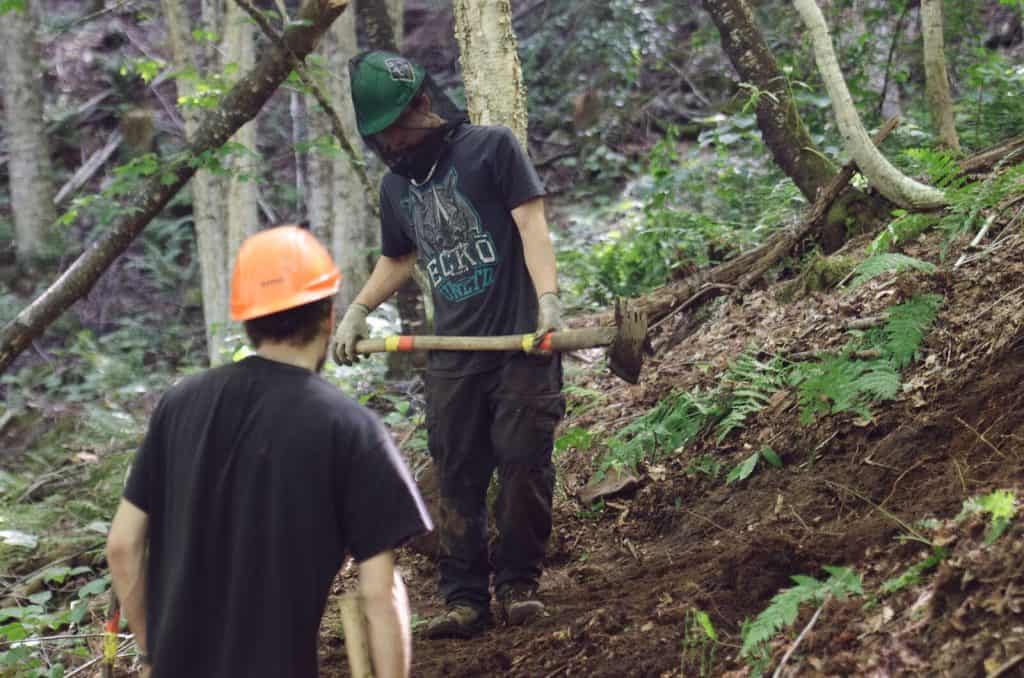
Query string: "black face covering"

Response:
xmin=380 ymin=120 xmax=465 ymax=184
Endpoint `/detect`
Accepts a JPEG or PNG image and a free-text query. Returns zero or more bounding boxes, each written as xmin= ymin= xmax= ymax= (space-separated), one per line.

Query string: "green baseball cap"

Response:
xmin=349 ymin=51 xmax=426 ymax=136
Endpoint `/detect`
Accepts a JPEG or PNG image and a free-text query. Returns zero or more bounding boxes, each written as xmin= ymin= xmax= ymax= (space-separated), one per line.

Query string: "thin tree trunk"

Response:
xmin=702 ymin=0 xmax=836 ymax=202
xmin=224 ymin=0 xmax=260 ymax=262
xmin=163 ymin=0 xmax=230 ymax=365
xmin=357 ymin=0 xmax=397 ymax=52
xmin=794 ymin=0 xmax=946 ymax=209
xmin=0 ymin=0 xmax=352 ymax=374
xmin=388 ymin=0 xmax=404 ymax=49
xmin=921 ymin=0 xmax=961 ymax=152
xmin=453 ymin=0 xmax=530 ymax=149
xmin=0 ymin=1 xmax=56 ymax=265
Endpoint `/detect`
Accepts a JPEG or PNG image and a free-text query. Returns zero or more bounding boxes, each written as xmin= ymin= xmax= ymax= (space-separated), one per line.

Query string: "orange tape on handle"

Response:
xmin=537 ymin=333 xmax=553 ymax=351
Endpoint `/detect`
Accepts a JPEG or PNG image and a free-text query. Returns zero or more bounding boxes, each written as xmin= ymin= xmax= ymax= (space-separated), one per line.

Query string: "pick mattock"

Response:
xmin=352 ymin=299 xmax=648 ymax=383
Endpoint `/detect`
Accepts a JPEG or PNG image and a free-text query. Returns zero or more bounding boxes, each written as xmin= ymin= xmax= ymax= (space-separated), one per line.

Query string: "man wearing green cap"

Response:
xmin=334 ymin=51 xmax=566 ymax=640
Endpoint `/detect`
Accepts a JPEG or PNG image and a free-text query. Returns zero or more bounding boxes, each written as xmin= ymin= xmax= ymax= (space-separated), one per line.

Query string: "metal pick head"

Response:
xmin=608 ymin=299 xmax=647 ymax=384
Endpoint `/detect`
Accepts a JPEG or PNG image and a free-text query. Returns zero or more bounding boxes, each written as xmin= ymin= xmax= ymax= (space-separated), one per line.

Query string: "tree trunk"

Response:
xmin=921 ymin=0 xmax=961 ymax=152
xmin=702 ymin=0 xmax=889 ymax=251
xmin=388 ymin=0 xmax=404 ymax=48
xmin=224 ymin=0 xmax=260 ymax=261
xmin=794 ymin=0 xmax=947 ymax=209
xmin=0 ymin=0 xmax=352 ymax=375
xmin=357 ymin=0 xmax=398 ymax=52
xmin=0 ymin=1 xmax=56 ymax=265
xmin=702 ymin=0 xmax=836 ymax=202
xmin=358 ymin=0 xmax=426 ymax=378
xmin=164 ymin=0 xmax=261 ymax=365
xmin=453 ymin=0 xmax=530 ymax=149
xmin=163 ymin=0 xmax=230 ymax=365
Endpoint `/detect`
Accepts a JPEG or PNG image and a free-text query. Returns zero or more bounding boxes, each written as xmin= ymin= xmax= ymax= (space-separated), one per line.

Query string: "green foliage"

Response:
xmin=877 ymin=547 xmax=947 ymax=597
xmin=599 ymin=388 xmax=722 ymax=476
xmin=868 ymin=294 xmax=944 ymax=369
xmin=847 ymin=253 xmax=936 ymax=289
xmin=790 ymin=353 xmax=900 ymax=423
xmin=555 ymin=426 xmax=593 ymax=455
xmin=868 ymin=211 xmax=939 ymax=254
xmin=725 ymin=447 xmax=783 ymax=485
xmin=741 ymin=566 xmax=862 ymax=662
xmin=0 ymin=0 xmax=26 ymax=13
xmin=962 ymin=50 xmax=1024 ymax=149
xmin=716 ymin=352 xmax=787 ymax=442
xmin=939 ymin=164 xmax=1024 ymax=253
xmin=958 ymin=490 xmax=1018 ymax=544
xmin=685 ymin=454 xmax=724 ymax=480
xmin=680 ymin=608 xmax=718 ymax=677
xmin=791 ymin=295 xmax=941 ymax=423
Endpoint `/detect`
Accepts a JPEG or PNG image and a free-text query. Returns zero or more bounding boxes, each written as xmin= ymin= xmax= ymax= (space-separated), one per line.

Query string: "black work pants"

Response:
xmin=424 ymin=353 xmax=565 ymax=610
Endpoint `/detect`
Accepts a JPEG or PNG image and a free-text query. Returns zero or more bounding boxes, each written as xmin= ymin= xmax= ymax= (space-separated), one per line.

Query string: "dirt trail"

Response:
xmin=321 ymin=229 xmax=1024 ymax=677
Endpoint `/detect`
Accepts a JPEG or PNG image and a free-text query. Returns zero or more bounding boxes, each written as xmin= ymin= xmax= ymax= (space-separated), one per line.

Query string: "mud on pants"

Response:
xmin=424 ymin=352 xmax=565 ymax=611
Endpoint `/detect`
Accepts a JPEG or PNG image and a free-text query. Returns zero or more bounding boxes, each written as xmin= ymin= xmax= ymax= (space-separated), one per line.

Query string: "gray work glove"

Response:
xmin=533 ymin=292 xmax=565 ymax=348
xmin=333 ymin=303 xmax=370 ymax=366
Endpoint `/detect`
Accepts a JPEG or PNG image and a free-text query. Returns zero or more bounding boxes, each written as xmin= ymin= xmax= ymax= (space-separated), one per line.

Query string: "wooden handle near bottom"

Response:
xmin=353 ymin=326 xmax=617 ymax=354
xmin=340 ymin=593 xmax=374 ymax=678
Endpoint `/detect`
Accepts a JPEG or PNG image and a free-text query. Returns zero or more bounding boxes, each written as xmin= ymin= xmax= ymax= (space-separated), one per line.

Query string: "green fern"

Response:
xmin=903 ymin=148 xmax=966 ymax=191
xmin=848 ymin=253 xmax=936 ymax=289
xmin=872 ymin=294 xmax=943 ymax=368
xmin=791 ymin=294 xmax=941 ymax=423
xmin=938 ymin=164 xmax=1024 ymax=254
xmin=869 ymin=211 xmax=940 ymax=254
xmin=790 ymin=354 xmax=897 ymax=423
xmin=716 ymin=351 xmax=787 ymax=442
xmin=741 ymin=566 xmax=862 ymax=659
xmin=878 ymin=547 xmax=947 ymax=597
xmin=599 ymin=388 xmax=722 ymax=475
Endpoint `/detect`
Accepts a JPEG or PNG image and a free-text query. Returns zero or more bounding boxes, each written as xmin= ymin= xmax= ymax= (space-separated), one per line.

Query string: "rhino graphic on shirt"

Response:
xmin=403 ymin=168 xmax=499 ymax=303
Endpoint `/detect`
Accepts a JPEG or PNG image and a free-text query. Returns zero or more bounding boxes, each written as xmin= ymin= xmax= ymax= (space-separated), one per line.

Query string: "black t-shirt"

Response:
xmin=123 ymin=356 xmax=431 ymax=678
xmin=380 ymin=124 xmax=546 ymax=376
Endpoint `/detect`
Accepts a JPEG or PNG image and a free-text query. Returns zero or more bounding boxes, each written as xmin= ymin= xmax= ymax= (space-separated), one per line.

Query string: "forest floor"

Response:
xmin=319 ymin=223 xmax=1024 ymax=677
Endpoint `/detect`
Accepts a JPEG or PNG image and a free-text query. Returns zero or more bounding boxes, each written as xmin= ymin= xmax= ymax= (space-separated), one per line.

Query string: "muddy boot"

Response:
xmin=497 ymin=584 xmax=545 ymax=626
xmin=424 ymin=604 xmax=493 ymax=640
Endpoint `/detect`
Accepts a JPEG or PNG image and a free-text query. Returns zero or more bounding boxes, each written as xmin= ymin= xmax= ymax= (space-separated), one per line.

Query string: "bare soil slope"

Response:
xmin=322 ymin=225 xmax=1024 ymax=677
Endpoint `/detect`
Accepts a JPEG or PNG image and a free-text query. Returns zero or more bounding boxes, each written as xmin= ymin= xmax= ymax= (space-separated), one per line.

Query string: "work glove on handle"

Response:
xmin=533 ymin=292 xmax=565 ymax=349
xmin=333 ymin=303 xmax=370 ymax=366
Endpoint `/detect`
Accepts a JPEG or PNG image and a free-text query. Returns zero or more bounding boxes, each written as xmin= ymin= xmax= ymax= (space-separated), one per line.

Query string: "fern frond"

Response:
xmin=848 ymin=253 xmax=936 ymax=289
xmin=853 ymin=363 xmax=901 ymax=401
xmin=740 ymin=567 xmax=861 ymax=658
xmin=716 ymin=351 xmax=787 ymax=442
xmin=903 ymin=148 xmax=966 ymax=191
xmin=877 ymin=294 xmax=942 ymax=368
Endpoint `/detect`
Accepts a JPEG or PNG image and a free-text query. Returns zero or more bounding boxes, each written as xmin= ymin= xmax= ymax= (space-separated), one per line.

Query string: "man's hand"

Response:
xmin=533 ymin=292 xmax=564 ymax=348
xmin=333 ymin=303 xmax=371 ymax=366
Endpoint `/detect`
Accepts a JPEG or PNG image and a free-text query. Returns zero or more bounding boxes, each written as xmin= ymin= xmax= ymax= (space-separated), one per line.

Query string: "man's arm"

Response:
xmin=353 ymin=253 xmax=418 ymax=311
xmin=107 ymin=499 xmax=149 ymax=659
xmin=512 ymin=197 xmax=559 ymax=299
xmin=358 ymin=550 xmax=411 ymax=678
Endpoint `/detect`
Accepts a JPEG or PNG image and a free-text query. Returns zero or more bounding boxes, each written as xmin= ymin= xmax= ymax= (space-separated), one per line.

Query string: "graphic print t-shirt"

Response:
xmin=123 ymin=356 xmax=432 ymax=678
xmin=379 ymin=124 xmax=546 ymax=376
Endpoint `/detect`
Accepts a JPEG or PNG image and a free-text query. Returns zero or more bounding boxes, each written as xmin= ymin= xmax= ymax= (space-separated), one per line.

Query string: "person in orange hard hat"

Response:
xmin=106 ymin=225 xmax=432 ymax=678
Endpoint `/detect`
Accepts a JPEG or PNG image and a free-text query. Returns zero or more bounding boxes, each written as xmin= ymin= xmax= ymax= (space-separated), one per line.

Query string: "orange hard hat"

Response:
xmin=230 ymin=225 xmax=341 ymax=321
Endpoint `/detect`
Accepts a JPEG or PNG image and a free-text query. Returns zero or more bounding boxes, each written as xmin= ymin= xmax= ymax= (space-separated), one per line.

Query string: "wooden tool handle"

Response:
xmin=340 ymin=593 xmax=374 ymax=678
xmin=353 ymin=326 xmax=617 ymax=355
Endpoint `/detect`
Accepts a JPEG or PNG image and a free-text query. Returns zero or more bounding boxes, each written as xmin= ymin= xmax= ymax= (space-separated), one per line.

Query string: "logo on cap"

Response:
xmin=384 ymin=57 xmax=415 ymax=82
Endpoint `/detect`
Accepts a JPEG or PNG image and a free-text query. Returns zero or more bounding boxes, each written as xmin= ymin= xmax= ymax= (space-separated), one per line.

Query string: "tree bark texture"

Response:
xmin=358 ymin=0 xmax=398 ymax=51
xmin=0 ymin=0 xmax=352 ymax=375
xmin=224 ymin=0 xmax=260 ymax=262
xmin=794 ymin=0 xmax=947 ymax=209
xmin=453 ymin=0 xmax=530 ymax=150
xmin=0 ymin=1 xmax=57 ymax=263
xmin=388 ymin=0 xmax=404 ymax=48
xmin=165 ymin=0 xmax=261 ymax=365
xmin=306 ymin=6 xmax=375 ymax=309
xmin=702 ymin=0 xmax=836 ymax=203
xmin=921 ymin=0 xmax=961 ymax=152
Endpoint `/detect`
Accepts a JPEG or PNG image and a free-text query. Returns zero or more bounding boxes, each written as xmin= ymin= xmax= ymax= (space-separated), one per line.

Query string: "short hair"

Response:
xmin=243 ymin=297 xmax=333 ymax=348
